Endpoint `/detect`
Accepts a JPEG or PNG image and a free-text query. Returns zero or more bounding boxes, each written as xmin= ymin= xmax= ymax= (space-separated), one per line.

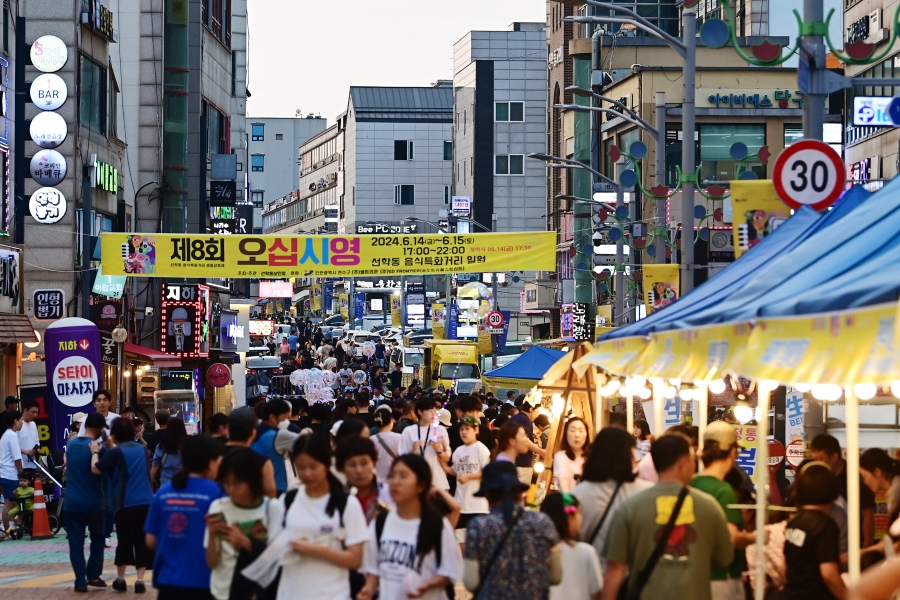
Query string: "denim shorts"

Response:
xmin=0 ymin=478 xmax=18 ymax=499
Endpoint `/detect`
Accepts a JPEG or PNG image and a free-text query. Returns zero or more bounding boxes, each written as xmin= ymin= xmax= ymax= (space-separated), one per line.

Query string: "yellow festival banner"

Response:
xmin=101 ymin=232 xmax=557 ymax=278
xmin=735 ymin=303 xmax=898 ymax=386
xmin=574 ymin=336 xmax=649 ymax=377
xmin=731 ymin=180 xmax=791 ymax=259
xmin=338 ymin=294 xmax=349 ymax=320
xmin=635 ymin=322 xmax=753 ymax=382
xmin=391 ymin=298 xmax=401 ymax=327
xmin=642 ymin=264 xmax=680 ymax=315
xmin=431 ymin=304 xmax=445 ymax=340
xmin=310 ymin=284 xmax=322 ymax=310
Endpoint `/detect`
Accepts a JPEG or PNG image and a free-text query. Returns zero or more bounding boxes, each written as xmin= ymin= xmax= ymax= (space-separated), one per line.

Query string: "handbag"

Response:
xmin=587 ymin=482 xmax=622 ymax=545
xmin=471 ymin=509 xmax=525 ymax=600
xmin=623 ymin=486 xmax=690 ymax=600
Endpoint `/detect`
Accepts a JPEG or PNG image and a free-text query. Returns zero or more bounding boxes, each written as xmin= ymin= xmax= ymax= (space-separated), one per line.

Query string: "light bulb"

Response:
xmin=24 ymin=330 xmax=41 ymax=349
xmin=853 ymin=383 xmax=877 ymax=400
xmin=648 ymin=377 xmax=664 ymax=386
xmin=828 ymin=385 xmax=844 ymax=401
xmin=760 ymin=379 xmax=779 ymax=392
xmin=754 ymin=407 xmax=762 ymax=422
xmin=533 ymin=462 xmax=545 ymax=474
xmin=135 ymin=369 xmax=143 ymax=377
xmin=663 ymin=386 xmax=677 ymax=399
xmin=638 ymin=386 xmax=652 ymax=400
xmin=123 ymin=370 xmax=131 ymax=378
xmin=633 ymin=376 xmax=646 ymax=387
xmin=605 ymin=379 xmax=621 ymax=395
xmin=680 ymin=388 xmax=694 ymax=401
xmin=733 ymin=402 xmax=753 ymax=424
xmin=669 ymin=379 xmax=681 ymax=387
xmin=708 ymin=379 xmax=726 ymax=394
xmin=892 ymin=381 xmax=900 ymax=399
xmin=794 ymin=383 xmax=811 ymax=393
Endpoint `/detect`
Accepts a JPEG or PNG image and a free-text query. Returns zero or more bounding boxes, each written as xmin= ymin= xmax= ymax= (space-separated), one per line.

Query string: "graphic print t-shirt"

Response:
xmin=782 ymin=509 xmax=841 ymax=600
xmin=362 ymin=512 xmax=462 ymax=600
xmin=451 ymin=442 xmax=491 ymax=515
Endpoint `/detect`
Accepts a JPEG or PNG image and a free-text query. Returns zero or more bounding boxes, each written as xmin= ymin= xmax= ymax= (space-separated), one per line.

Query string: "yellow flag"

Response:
xmin=731 ymin=180 xmax=791 ymax=259
xmin=643 ymin=264 xmax=680 ymax=315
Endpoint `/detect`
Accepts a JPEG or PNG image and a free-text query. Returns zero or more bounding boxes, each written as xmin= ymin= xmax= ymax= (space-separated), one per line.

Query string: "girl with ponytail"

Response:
xmin=270 ymin=433 xmax=369 ymax=600
xmin=358 ymin=454 xmax=463 ymax=600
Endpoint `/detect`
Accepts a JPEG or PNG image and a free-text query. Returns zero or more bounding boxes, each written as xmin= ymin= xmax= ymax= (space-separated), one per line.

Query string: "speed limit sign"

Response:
xmin=773 ymin=140 xmax=844 ymax=211
xmin=487 ymin=311 xmax=504 ymax=328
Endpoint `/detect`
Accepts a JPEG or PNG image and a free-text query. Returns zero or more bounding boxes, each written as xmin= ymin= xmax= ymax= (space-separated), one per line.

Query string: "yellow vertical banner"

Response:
xmin=731 ymin=180 xmax=791 ymax=259
xmin=643 ymin=264 xmax=680 ymax=315
xmin=432 ymin=304 xmax=445 ymax=340
xmin=477 ymin=301 xmax=493 ymax=354
xmin=391 ymin=298 xmax=401 ymax=327
xmin=310 ymin=284 xmax=322 ymax=310
xmin=338 ymin=294 xmax=349 ymax=319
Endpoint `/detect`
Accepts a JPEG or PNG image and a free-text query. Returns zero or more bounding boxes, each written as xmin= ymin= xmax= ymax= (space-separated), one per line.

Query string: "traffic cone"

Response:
xmin=30 ymin=478 xmax=54 ymax=540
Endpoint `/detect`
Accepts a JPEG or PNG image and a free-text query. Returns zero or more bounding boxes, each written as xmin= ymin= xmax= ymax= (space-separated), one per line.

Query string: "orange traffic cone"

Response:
xmin=30 ymin=478 xmax=54 ymax=540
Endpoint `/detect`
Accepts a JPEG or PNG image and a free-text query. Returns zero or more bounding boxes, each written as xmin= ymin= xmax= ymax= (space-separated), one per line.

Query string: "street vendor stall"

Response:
xmin=481 ymin=345 xmax=565 ymax=394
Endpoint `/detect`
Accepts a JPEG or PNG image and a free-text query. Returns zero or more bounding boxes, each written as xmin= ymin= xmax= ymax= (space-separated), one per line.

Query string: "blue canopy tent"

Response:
xmin=482 ymin=345 xmax=566 ymax=390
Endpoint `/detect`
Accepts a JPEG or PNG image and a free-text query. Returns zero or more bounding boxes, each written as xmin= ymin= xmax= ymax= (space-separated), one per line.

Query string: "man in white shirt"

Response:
xmin=17 ymin=399 xmax=41 ymax=469
xmin=77 ymin=389 xmax=118 ymax=439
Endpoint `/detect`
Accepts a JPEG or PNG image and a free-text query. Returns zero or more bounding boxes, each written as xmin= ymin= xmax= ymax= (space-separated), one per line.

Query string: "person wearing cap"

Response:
xmin=691 ymin=421 xmax=756 ymax=600
xmin=437 ymin=408 xmax=452 ymax=429
xmin=463 ymin=461 xmax=562 ymax=600
xmin=69 ymin=412 xmax=88 ymax=441
xmin=64 ymin=413 xmax=109 ymax=592
xmin=507 ymin=399 xmax=547 ymax=486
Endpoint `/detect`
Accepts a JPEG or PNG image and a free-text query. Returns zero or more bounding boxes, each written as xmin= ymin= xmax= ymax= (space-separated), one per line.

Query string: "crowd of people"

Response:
xmin=2 ymin=372 xmax=900 ymax=599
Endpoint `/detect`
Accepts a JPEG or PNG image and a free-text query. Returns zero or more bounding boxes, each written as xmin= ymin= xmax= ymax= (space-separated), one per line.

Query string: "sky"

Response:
xmin=246 ymin=0 xmax=545 ymax=120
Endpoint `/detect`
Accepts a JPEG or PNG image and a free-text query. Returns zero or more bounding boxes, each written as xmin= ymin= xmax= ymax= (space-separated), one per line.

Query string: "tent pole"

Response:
xmin=846 ymin=387 xmax=861 ymax=583
xmin=626 ymin=391 xmax=634 ymax=435
xmin=653 ymin=382 xmax=664 ymax=435
xmin=696 ymin=382 xmax=708 ymax=454
xmin=754 ymin=381 xmax=772 ymax=600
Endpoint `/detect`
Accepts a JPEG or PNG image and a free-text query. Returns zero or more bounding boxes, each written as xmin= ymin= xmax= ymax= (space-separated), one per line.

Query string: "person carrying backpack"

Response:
xmin=358 ymin=454 xmax=462 ymax=600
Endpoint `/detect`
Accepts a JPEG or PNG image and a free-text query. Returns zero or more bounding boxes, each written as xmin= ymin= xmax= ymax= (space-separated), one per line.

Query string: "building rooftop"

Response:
xmin=349 ymin=86 xmax=453 ymax=123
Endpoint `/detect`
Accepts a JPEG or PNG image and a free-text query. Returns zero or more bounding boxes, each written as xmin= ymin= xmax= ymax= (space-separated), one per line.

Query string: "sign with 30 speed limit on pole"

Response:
xmin=772 ymin=140 xmax=844 ymax=211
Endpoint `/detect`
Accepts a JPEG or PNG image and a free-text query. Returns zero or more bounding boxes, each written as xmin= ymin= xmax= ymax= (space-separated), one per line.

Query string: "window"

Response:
xmin=444 ymin=141 xmax=453 ymax=161
xmin=394 ymin=184 xmax=414 ymax=205
xmin=251 ymin=154 xmax=265 ymax=172
xmin=699 ymin=124 xmax=765 ymax=183
xmin=394 ymin=140 xmax=414 ymax=161
xmin=495 ymin=154 xmax=524 ymax=175
xmin=784 ymin=125 xmax=803 ymax=148
xmin=252 ymin=190 xmax=264 ymax=208
xmin=202 ymin=0 xmax=231 ymax=46
xmin=79 ymin=55 xmax=107 ymax=135
xmin=252 ymin=124 xmax=264 ymax=141
xmin=108 ymin=67 xmax=120 ymax=140
xmin=495 ymin=102 xmax=524 ymax=122
xmin=444 ymin=186 xmax=451 ymax=204
xmin=276 ymin=133 xmax=284 ymax=140
xmin=206 ymin=102 xmax=229 ymax=155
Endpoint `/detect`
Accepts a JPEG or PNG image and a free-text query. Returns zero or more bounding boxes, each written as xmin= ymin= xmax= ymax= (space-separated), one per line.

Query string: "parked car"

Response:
xmin=246 ymin=355 xmax=284 ymax=375
xmin=407 ymin=332 xmax=433 ymax=345
xmin=323 ymin=315 xmax=345 ymax=327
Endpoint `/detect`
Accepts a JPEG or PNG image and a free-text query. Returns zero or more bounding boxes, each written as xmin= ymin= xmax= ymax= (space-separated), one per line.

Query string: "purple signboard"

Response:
xmin=43 ymin=317 xmax=102 ymax=454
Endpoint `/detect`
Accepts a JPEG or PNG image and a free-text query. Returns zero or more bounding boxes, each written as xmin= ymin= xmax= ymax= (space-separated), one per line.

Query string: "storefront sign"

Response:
xmin=29 ymin=187 xmax=67 ymax=224
xmin=101 ymin=232 xmax=556 ymax=279
xmin=0 ymin=247 xmax=19 ymax=309
xmin=211 ymin=218 xmax=234 ymax=235
xmin=160 ymin=283 xmax=210 ymax=358
xmin=29 ymin=111 xmax=67 ymax=148
xmin=30 ymin=73 xmax=68 ymax=111
xmin=44 ymin=318 xmax=102 ymax=453
xmin=847 ymin=14 xmax=870 ymax=43
xmin=92 ymin=160 xmax=118 ymax=192
xmin=210 ymin=181 xmax=237 ymax=207
xmin=219 ymin=309 xmax=240 ymax=352
xmin=30 ymin=36 xmax=68 ymax=73
xmin=785 ymin=389 xmax=805 ymax=441
xmin=451 ymin=196 xmax=471 ymax=216
xmin=91 ymin=266 xmax=125 ymax=299
xmin=33 ymin=289 xmax=65 ymax=321
xmin=87 ymin=0 xmax=118 ymax=43
xmin=259 ymin=280 xmax=292 ymax=298
xmin=92 ymin=297 xmax=120 ymax=331
xmin=700 ymin=89 xmax=805 ymax=109
xmin=207 ymin=363 xmax=231 ymax=388
xmin=248 ymin=319 xmax=274 ymax=337
xmin=354 ymin=222 xmax=419 ymax=234
xmin=572 ymin=302 xmax=594 ymax=342
xmin=234 ymin=204 xmax=253 ymax=235
xmin=99 ymin=331 xmax=117 ymax=366
xmin=30 ymin=149 xmax=67 ymax=186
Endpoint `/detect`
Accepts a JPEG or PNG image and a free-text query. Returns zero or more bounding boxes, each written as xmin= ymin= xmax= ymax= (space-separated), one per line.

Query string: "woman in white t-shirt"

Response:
xmin=553 ymin=417 xmax=590 ymax=492
xmin=270 ymin=433 xmax=369 ymax=600
xmin=397 ymin=399 xmax=451 ymax=491
xmin=358 ymin=454 xmax=462 ymax=600
xmin=450 ymin=416 xmax=491 ymax=546
xmin=0 ymin=412 xmax=23 ymax=533
xmin=540 ymin=491 xmax=603 ymax=600
xmin=371 ymin=406 xmax=402 ymax=483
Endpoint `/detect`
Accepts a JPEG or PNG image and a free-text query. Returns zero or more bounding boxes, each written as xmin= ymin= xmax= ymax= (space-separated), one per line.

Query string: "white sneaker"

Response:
xmin=105 ymin=537 xmax=112 ymax=548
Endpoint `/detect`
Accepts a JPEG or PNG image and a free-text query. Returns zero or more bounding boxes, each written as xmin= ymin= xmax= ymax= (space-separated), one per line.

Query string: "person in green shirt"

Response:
xmin=601 ymin=432 xmax=733 ymax=600
xmin=8 ymin=473 xmax=35 ymax=531
xmin=692 ymin=421 xmax=757 ymax=600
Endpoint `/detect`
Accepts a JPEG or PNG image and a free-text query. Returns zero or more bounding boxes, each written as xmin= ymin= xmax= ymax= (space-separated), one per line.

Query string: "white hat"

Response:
xmin=72 ymin=412 xmax=88 ymax=424
xmin=330 ymin=420 xmax=343 ymax=437
xmin=437 ymin=408 xmax=452 ymax=427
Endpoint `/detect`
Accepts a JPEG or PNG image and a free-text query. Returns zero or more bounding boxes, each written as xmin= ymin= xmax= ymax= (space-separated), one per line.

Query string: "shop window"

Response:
xmin=699 ymin=124 xmax=765 ymax=185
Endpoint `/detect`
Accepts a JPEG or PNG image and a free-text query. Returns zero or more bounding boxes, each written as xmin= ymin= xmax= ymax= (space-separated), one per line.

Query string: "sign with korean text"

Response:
xmin=99 ymin=331 xmax=117 ymax=366
xmin=33 ymin=288 xmax=64 ymax=321
xmin=733 ymin=425 xmax=759 ymax=481
xmin=30 ymin=36 xmax=68 ymax=73
xmin=91 ymin=297 xmax=120 ymax=331
xmin=88 ymin=0 xmax=118 ymax=43
xmin=91 ymin=266 xmax=125 ymax=299
xmin=700 ymin=89 xmax=807 ymax=110
xmin=207 ymin=363 xmax=232 ymax=388
xmin=248 ymin=319 xmax=274 ymax=337
xmin=160 ymin=283 xmax=210 ymax=358
xmin=44 ymin=318 xmax=102 ymax=453
xmin=259 ymin=281 xmax=292 ymax=298
xmin=572 ymin=302 xmax=594 ymax=342
xmin=31 ymin=149 xmax=67 ymax=186
xmin=100 ymin=232 xmax=557 ymax=278
xmin=30 ymin=73 xmax=67 ymax=110
xmin=30 ymin=187 xmax=67 ymax=224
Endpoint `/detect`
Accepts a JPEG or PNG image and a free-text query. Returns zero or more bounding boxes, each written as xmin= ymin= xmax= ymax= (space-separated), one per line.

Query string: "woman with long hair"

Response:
xmin=271 ymin=434 xmax=368 ymax=600
xmin=859 ymin=448 xmax=900 ymax=559
xmin=371 ymin=405 xmax=402 ymax=484
xmin=358 ymin=454 xmax=462 ymax=600
xmin=570 ymin=427 xmax=653 ymax=566
xmin=493 ymin=421 xmax=530 ymax=463
xmin=633 ymin=419 xmax=652 ymax=459
xmin=553 ymin=417 xmax=590 ymax=492
xmin=151 ymin=417 xmax=188 ymax=489
xmin=397 ymin=398 xmax=451 ymax=492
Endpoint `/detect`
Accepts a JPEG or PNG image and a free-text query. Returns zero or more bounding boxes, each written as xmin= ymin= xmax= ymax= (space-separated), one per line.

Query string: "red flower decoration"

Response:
xmin=683 ymin=0 xmax=699 ymax=6
xmin=751 ymin=40 xmax=782 ymax=63
xmin=569 ymin=246 xmax=577 ymax=258
xmin=634 ymin=239 xmax=647 ymax=248
xmin=633 ymin=272 xmax=643 ymax=280
xmin=845 ymin=41 xmax=875 ymax=61
xmin=707 ymin=185 xmax=728 ymax=198
xmin=598 ymin=210 xmax=609 ymax=221
xmin=713 ymin=208 xmax=724 ymax=222
xmin=608 ymin=146 xmax=621 ymax=162
xmin=758 ymin=146 xmax=770 ymax=164
xmin=650 ymin=185 xmax=670 ymax=197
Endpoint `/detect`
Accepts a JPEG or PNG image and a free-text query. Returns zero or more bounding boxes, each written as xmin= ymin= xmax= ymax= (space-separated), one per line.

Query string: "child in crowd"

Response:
xmin=450 ymin=416 xmax=490 ymax=548
xmin=540 ymin=492 xmax=602 ymax=600
xmin=7 ymin=473 xmax=34 ymax=532
xmin=206 ymin=448 xmax=281 ymax=600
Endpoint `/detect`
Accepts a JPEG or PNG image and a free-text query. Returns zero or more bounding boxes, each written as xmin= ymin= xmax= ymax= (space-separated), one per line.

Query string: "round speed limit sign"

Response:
xmin=487 ymin=311 xmax=504 ymax=328
xmin=773 ymin=140 xmax=844 ymax=211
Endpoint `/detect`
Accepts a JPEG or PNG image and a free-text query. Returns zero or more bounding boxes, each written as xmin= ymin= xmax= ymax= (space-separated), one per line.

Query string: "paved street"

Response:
xmin=0 ymin=534 xmax=156 ymax=598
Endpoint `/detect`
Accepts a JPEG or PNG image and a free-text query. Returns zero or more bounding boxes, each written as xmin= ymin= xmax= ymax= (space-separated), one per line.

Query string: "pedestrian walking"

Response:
xmin=151 ymin=417 xmax=188 ymax=489
xmin=600 ymin=433 xmax=733 ymax=600
xmin=571 ymin=427 xmax=653 ymax=570
xmin=506 ymin=399 xmax=545 ymax=485
xmin=398 ymin=398 xmax=451 ymax=491
xmin=553 ymin=416 xmax=590 ymax=493
xmin=224 ymin=407 xmax=278 ymax=498
xmin=17 ymin=398 xmax=41 ymax=470
xmin=371 ymin=406 xmax=402 ymax=484
xmin=450 ymin=415 xmax=490 ymax=547
xmin=206 ymin=448 xmax=281 ymax=600
xmin=92 ymin=417 xmax=155 ymax=593
xmin=0 ymin=410 xmax=23 ymax=535
xmin=541 ymin=492 xmax=603 ymax=600
xmin=145 ymin=435 xmax=224 ymax=600
xmin=494 ymin=421 xmax=530 ymax=464
xmin=358 ymin=454 xmax=462 ymax=600
xmin=463 ymin=461 xmax=561 ymax=600
xmin=336 ymin=436 xmax=387 ymax=523
xmin=249 ymin=399 xmax=298 ymax=496
xmin=65 ymin=413 xmax=109 ymax=592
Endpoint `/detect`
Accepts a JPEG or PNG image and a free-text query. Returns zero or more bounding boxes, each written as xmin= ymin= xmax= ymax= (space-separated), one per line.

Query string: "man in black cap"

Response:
xmin=66 ymin=413 xmax=109 ymax=592
xmin=0 ymin=396 xmax=18 ymax=437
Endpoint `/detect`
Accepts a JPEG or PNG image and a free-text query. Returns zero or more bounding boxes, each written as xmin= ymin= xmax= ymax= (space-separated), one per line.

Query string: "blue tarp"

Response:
xmin=483 ymin=345 xmax=566 ymax=381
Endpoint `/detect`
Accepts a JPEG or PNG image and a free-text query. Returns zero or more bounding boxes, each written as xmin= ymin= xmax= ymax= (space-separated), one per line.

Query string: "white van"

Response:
xmin=389 ymin=346 xmax=426 ymax=375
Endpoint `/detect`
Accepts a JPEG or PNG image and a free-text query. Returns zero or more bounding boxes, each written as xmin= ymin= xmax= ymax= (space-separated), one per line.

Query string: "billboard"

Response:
xmin=259 ymin=280 xmax=292 ymax=298
xmin=101 ymin=232 xmax=557 ymax=278
xmin=160 ymin=283 xmax=210 ymax=357
xmin=249 ymin=319 xmax=274 ymax=337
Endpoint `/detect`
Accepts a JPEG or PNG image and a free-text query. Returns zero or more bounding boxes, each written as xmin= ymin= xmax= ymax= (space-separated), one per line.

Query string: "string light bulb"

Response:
xmin=708 ymin=379 xmax=726 ymax=394
xmin=733 ymin=400 xmax=753 ymax=424
xmin=892 ymin=381 xmax=900 ymax=399
xmin=794 ymin=383 xmax=811 ymax=393
xmin=853 ymin=383 xmax=877 ymax=400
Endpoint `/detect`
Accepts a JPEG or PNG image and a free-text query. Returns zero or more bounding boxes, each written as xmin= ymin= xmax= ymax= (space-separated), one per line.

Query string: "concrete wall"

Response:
xmin=248 ymin=117 xmax=328 ymax=205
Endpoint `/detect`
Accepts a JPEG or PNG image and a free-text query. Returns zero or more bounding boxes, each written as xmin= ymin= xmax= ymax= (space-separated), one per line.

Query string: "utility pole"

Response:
xmin=615 ymin=159 xmax=625 ymax=325
xmin=655 ymin=91 xmax=666 ymax=264
xmin=490 ymin=213 xmax=499 ymax=369
xmin=801 ymin=0 xmax=825 ymax=141
xmin=680 ymin=8 xmax=697 ymax=295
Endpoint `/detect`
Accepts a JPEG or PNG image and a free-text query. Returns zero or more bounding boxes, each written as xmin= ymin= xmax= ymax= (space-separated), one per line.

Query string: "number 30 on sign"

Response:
xmin=772 ymin=140 xmax=844 ymax=211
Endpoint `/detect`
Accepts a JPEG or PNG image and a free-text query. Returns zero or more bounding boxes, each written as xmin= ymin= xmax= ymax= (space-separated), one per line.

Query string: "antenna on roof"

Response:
xmin=295 ymin=109 xmax=302 ymax=117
